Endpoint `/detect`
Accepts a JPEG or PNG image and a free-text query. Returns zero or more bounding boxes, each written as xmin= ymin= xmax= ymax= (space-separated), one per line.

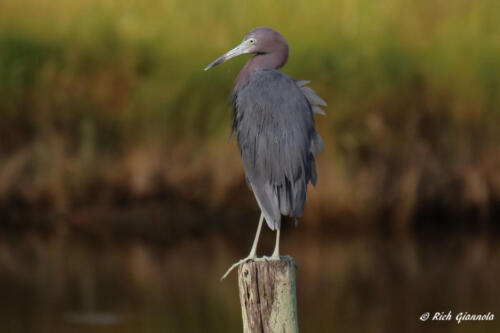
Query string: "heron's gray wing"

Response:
xmin=296 ymin=80 xmax=325 ymax=162
xmin=232 ymin=69 xmax=323 ymax=230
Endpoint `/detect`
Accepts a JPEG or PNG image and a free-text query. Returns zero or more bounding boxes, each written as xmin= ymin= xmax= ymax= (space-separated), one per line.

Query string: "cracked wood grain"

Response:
xmin=238 ymin=256 xmax=298 ymax=333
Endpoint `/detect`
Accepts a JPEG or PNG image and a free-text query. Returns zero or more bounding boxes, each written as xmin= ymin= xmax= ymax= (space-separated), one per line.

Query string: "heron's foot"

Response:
xmin=263 ymin=254 xmax=282 ymax=261
xmin=221 ymin=255 xmax=254 ymax=280
xmin=221 ymin=255 xmax=274 ymax=280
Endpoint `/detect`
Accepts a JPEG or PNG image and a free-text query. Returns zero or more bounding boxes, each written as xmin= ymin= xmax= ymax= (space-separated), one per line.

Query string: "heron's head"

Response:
xmin=204 ymin=27 xmax=289 ymax=71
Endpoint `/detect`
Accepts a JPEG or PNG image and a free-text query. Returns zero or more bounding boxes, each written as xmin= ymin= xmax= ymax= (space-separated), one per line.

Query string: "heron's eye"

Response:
xmin=248 ymin=39 xmax=255 ymax=44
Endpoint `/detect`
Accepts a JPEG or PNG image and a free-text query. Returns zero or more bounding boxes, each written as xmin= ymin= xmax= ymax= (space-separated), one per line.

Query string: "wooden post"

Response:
xmin=237 ymin=256 xmax=298 ymax=333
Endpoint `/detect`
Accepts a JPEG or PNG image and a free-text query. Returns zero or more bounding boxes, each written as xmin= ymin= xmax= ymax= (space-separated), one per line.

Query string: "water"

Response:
xmin=0 ymin=225 xmax=499 ymax=333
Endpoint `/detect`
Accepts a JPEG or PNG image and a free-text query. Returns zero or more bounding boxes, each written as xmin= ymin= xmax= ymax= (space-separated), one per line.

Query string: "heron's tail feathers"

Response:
xmin=250 ymin=176 xmax=309 ymax=230
xmin=250 ymin=181 xmax=281 ymax=230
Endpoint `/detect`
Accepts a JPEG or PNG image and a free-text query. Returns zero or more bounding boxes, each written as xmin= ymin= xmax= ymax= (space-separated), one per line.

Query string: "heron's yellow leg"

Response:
xmin=269 ymin=225 xmax=280 ymax=260
xmin=221 ymin=213 xmax=264 ymax=280
xmin=248 ymin=213 xmax=264 ymax=258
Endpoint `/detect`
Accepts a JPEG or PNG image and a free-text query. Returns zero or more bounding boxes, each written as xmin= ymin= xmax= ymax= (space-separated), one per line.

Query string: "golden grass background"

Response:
xmin=0 ymin=0 xmax=499 ymax=229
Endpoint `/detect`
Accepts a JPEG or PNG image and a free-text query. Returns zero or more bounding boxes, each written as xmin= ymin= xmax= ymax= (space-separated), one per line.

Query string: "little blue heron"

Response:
xmin=205 ymin=27 xmax=325 ymax=279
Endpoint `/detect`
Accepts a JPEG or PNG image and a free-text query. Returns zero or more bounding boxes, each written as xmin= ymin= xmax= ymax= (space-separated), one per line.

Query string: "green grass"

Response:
xmin=0 ymin=0 xmax=500 ymax=226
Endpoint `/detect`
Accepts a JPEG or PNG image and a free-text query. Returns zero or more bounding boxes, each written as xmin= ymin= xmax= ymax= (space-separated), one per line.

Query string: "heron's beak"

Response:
xmin=204 ymin=41 xmax=254 ymax=71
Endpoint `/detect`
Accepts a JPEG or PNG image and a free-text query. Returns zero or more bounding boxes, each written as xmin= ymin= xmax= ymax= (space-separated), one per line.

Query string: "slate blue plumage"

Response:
xmin=232 ymin=68 xmax=324 ymax=230
xmin=205 ymin=27 xmax=325 ymax=277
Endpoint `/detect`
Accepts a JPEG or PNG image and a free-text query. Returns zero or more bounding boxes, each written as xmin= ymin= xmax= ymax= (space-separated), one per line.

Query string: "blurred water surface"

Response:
xmin=1 ymin=215 xmax=499 ymax=333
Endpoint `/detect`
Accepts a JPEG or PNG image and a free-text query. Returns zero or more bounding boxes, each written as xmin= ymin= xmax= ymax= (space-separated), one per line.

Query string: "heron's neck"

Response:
xmin=234 ymin=48 xmax=288 ymax=92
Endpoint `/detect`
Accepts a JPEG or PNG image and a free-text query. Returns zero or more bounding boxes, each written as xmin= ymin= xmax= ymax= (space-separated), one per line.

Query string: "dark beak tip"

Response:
xmin=204 ymin=57 xmax=226 ymax=71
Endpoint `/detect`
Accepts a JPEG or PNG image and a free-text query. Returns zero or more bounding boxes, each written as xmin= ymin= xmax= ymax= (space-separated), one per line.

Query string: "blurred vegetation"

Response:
xmin=0 ymin=0 xmax=500 ymax=229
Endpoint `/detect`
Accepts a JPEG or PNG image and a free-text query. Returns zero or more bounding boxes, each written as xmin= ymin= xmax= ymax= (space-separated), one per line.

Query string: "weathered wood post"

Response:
xmin=237 ymin=256 xmax=298 ymax=333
